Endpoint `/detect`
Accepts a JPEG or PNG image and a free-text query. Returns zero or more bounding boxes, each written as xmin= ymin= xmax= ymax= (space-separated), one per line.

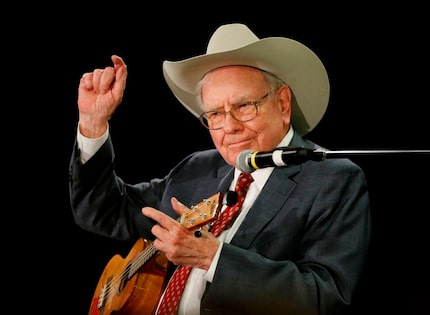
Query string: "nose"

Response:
xmin=222 ymin=112 xmax=243 ymax=131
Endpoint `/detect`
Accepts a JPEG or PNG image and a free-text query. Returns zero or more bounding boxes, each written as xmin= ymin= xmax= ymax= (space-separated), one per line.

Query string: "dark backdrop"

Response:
xmin=15 ymin=4 xmax=428 ymax=314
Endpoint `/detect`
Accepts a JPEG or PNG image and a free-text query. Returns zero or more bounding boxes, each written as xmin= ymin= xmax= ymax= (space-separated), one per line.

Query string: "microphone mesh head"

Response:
xmin=236 ymin=150 xmax=254 ymax=173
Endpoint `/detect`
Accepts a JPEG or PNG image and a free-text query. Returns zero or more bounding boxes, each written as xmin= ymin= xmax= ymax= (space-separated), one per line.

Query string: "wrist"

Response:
xmin=78 ymin=116 xmax=109 ymax=138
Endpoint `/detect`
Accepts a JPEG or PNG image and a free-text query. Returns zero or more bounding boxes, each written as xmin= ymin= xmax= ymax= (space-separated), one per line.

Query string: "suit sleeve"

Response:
xmin=68 ymin=136 xmax=162 ymax=240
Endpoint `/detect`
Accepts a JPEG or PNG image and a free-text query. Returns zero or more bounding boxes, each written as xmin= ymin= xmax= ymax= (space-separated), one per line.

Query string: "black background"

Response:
xmin=12 ymin=3 xmax=429 ymax=314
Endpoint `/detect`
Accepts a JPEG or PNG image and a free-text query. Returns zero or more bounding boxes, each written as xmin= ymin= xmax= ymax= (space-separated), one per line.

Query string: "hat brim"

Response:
xmin=163 ymin=37 xmax=329 ymax=135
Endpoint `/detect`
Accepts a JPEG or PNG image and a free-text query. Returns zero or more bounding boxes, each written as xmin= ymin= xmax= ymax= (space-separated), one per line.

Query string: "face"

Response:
xmin=200 ymin=66 xmax=292 ymax=166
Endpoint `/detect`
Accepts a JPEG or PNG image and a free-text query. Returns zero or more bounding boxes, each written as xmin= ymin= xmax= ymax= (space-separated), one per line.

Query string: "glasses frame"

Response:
xmin=199 ymin=91 xmax=272 ymax=130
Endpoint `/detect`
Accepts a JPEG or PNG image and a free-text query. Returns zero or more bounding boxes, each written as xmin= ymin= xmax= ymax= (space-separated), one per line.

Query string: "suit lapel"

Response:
xmin=231 ymin=164 xmax=301 ymax=248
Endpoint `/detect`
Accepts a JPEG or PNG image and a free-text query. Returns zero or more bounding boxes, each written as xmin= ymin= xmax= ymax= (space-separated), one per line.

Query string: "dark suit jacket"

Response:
xmin=69 ymin=132 xmax=371 ymax=315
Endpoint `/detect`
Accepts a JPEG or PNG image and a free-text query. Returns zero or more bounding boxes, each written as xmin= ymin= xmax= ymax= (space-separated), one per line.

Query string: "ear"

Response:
xmin=277 ymin=85 xmax=292 ymax=123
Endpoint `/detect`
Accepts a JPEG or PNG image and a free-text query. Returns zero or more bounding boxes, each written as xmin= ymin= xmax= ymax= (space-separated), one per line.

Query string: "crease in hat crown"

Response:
xmin=206 ymin=23 xmax=260 ymax=53
xmin=162 ymin=23 xmax=330 ymax=136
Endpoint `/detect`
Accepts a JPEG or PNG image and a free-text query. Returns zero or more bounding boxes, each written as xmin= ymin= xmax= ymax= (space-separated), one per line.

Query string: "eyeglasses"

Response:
xmin=199 ymin=91 xmax=272 ymax=130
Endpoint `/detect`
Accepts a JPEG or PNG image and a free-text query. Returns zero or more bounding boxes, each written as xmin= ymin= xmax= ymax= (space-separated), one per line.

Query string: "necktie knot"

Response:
xmin=236 ymin=172 xmax=253 ymax=193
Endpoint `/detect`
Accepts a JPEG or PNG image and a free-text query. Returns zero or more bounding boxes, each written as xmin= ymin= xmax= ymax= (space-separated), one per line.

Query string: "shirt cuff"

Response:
xmin=77 ymin=122 xmax=109 ymax=164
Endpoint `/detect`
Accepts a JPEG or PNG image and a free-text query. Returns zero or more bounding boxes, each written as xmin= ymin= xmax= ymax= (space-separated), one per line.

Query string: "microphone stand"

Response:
xmin=274 ymin=147 xmax=430 ymax=163
xmin=236 ymin=147 xmax=430 ymax=173
xmin=318 ymin=149 xmax=430 ymax=159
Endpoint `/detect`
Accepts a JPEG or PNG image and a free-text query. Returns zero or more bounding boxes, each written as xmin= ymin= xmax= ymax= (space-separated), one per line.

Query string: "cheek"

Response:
xmin=209 ymin=131 xmax=224 ymax=148
xmin=266 ymin=106 xmax=290 ymax=130
xmin=253 ymin=116 xmax=286 ymax=144
xmin=255 ymin=112 xmax=282 ymax=132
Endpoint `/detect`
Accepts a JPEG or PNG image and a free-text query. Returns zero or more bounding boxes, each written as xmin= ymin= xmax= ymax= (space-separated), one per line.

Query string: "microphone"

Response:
xmin=236 ymin=147 xmax=325 ymax=173
xmin=236 ymin=146 xmax=430 ymax=173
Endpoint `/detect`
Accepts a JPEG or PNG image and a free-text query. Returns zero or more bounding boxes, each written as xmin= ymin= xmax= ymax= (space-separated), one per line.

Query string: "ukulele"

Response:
xmin=88 ymin=192 xmax=224 ymax=315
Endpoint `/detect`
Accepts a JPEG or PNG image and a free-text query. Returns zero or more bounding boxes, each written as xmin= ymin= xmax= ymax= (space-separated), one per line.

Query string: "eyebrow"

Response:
xmin=203 ymin=94 xmax=253 ymax=112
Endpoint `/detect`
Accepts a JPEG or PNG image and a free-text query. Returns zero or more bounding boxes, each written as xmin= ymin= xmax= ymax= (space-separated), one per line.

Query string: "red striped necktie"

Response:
xmin=156 ymin=172 xmax=254 ymax=315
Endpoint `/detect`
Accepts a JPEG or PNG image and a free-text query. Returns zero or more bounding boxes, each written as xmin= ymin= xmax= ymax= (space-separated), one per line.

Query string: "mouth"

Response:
xmin=226 ymin=139 xmax=253 ymax=150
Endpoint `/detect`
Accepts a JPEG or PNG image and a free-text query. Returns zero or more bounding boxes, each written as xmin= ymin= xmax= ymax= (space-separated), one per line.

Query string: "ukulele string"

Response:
xmin=100 ymin=242 xmax=159 ymax=299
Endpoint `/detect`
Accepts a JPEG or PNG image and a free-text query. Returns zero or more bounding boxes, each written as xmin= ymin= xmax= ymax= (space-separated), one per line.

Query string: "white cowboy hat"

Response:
xmin=162 ymin=23 xmax=330 ymax=135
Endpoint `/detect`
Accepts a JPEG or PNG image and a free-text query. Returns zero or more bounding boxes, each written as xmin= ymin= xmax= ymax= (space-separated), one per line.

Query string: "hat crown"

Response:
xmin=207 ymin=23 xmax=260 ymax=54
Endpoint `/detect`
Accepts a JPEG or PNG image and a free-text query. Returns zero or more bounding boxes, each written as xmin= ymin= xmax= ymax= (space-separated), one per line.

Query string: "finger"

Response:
xmin=111 ymin=55 xmax=127 ymax=100
xmin=92 ymin=69 xmax=104 ymax=92
xmin=79 ymin=72 xmax=94 ymax=90
xmin=171 ymin=197 xmax=190 ymax=216
xmin=142 ymin=207 xmax=176 ymax=229
xmin=150 ymin=224 xmax=166 ymax=240
xmin=111 ymin=54 xmax=126 ymax=69
xmin=99 ymin=67 xmax=116 ymax=94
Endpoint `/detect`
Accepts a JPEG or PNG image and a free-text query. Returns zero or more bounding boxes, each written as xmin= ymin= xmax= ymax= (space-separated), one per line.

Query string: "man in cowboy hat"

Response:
xmin=70 ymin=23 xmax=371 ymax=314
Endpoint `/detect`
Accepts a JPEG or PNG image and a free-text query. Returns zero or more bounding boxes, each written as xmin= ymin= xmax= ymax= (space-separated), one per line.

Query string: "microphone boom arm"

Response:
xmin=238 ymin=146 xmax=430 ymax=173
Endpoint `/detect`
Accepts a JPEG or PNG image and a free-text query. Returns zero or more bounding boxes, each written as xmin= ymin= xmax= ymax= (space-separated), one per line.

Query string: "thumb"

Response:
xmin=170 ymin=197 xmax=190 ymax=216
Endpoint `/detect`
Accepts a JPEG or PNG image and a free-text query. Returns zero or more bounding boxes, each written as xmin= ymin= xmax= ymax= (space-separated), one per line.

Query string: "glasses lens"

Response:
xmin=231 ymin=102 xmax=258 ymax=122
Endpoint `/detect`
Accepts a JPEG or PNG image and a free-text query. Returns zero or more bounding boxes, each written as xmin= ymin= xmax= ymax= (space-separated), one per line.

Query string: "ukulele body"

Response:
xmin=89 ymin=238 xmax=169 ymax=315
